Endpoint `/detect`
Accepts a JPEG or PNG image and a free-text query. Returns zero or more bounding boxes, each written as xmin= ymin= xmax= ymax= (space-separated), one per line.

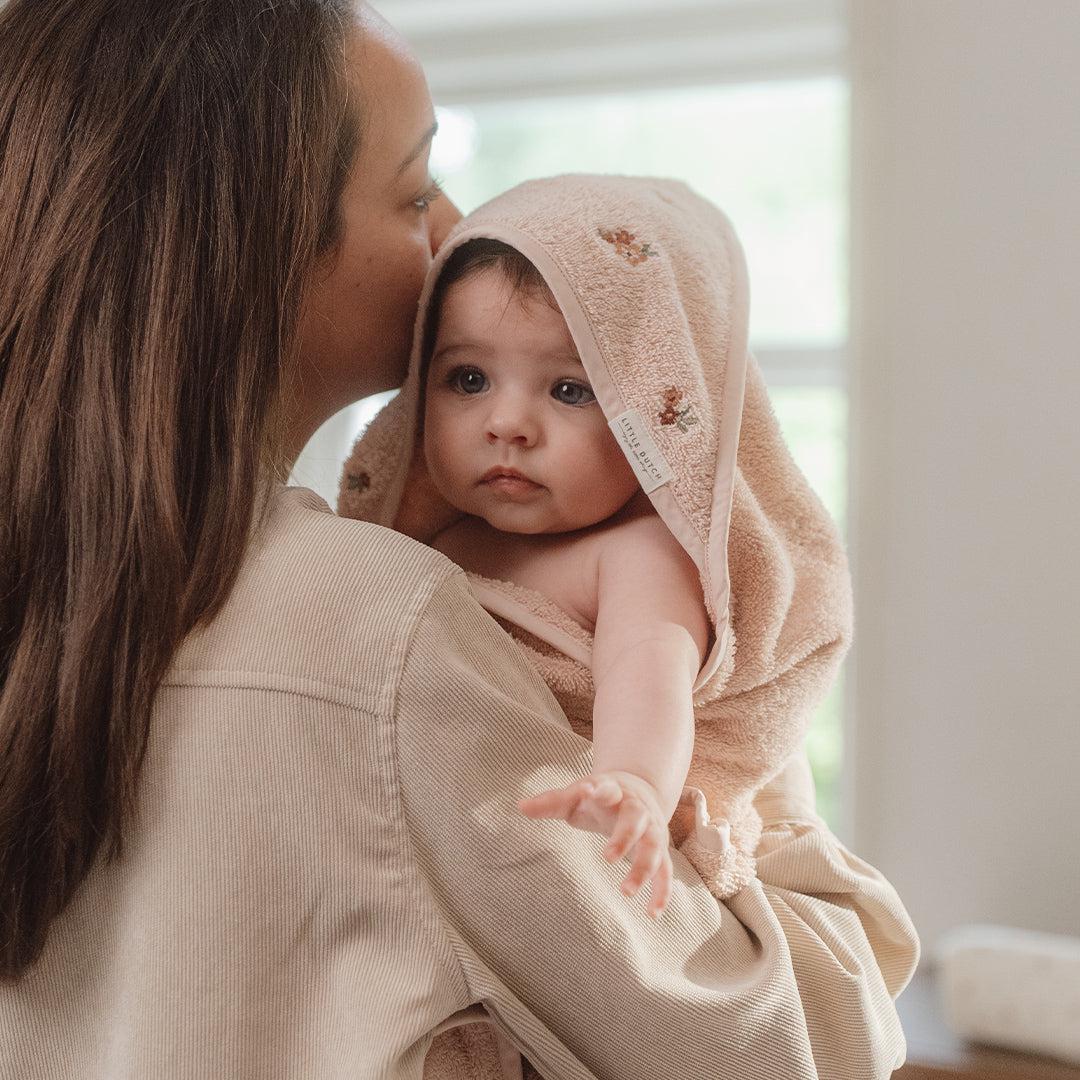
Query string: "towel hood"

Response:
xmin=339 ymin=174 xmax=851 ymax=703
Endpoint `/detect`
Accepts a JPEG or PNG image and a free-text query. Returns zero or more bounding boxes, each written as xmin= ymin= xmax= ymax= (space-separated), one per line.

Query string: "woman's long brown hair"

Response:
xmin=0 ymin=0 xmax=361 ymax=979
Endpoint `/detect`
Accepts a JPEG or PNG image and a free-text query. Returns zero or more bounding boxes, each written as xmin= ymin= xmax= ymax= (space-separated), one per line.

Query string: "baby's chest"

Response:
xmin=431 ymin=520 xmax=599 ymax=632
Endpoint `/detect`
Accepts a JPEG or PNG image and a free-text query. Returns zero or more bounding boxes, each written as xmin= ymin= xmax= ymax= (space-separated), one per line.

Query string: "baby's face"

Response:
xmin=422 ymin=267 xmax=640 ymax=535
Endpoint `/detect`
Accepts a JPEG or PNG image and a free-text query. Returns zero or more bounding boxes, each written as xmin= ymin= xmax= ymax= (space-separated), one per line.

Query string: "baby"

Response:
xmin=340 ymin=174 xmax=853 ymax=935
xmin=417 ymin=238 xmax=710 ymax=919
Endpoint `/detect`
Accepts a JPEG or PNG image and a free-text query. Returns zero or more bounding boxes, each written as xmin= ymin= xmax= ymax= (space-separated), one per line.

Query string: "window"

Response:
xmin=295 ymin=0 xmax=850 ymax=828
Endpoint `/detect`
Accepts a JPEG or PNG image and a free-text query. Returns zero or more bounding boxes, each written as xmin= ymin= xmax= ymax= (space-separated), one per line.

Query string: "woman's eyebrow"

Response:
xmin=396 ymin=121 xmax=439 ymax=178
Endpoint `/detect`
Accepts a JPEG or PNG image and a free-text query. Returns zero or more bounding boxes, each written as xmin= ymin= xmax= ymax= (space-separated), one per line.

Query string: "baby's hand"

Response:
xmin=517 ymin=770 xmax=674 ymax=919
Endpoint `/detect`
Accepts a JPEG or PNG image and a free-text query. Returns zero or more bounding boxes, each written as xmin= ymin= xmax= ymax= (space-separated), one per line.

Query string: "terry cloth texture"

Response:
xmin=0 ymin=484 xmax=918 ymax=1079
xmin=339 ymin=175 xmax=860 ymax=1079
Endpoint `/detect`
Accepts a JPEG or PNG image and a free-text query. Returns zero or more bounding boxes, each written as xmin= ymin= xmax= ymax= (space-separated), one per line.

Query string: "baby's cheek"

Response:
xmin=423 ymin=414 xmax=458 ymax=490
xmin=600 ymin=445 xmax=640 ymax=508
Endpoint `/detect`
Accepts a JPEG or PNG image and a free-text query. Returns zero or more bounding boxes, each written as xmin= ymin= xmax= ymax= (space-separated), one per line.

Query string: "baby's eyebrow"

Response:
xmin=430 ymin=342 xmax=584 ymax=367
xmin=534 ymin=347 xmax=584 ymax=367
xmin=429 ymin=341 xmax=487 ymax=363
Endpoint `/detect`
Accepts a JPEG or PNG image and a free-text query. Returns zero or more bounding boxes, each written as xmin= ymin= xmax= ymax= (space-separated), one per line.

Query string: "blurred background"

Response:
xmin=292 ymin=0 xmax=1080 ymax=985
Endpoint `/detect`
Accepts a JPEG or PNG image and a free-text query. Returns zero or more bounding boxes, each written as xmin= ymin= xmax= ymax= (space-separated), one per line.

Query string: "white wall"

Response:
xmin=848 ymin=1 xmax=1080 ymax=956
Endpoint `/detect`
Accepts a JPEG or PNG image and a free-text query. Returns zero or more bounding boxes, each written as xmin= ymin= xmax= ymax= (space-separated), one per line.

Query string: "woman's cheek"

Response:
xmin=366 ymin=218 xmax=431 ymax=321
xmin=393 ymin=246 xmax=430 ymax=329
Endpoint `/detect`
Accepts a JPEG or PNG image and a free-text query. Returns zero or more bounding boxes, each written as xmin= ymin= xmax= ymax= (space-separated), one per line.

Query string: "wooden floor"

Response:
xmin=895 ymin=969 xmax=1080 ymax=1080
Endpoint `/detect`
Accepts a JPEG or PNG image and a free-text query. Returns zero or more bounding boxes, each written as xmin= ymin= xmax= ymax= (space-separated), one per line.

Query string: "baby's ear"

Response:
xmin=392 ymin=443 xmax=464 ymax=543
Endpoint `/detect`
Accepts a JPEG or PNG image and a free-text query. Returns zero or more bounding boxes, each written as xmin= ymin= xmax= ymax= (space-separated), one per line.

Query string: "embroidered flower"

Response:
xmin=599 ymin=227 xmax=658 ymax=266
xmin=657 ymin=386 xmax=699 ymax=433
xmin=346 ymin=470 xmax=371 ymax=492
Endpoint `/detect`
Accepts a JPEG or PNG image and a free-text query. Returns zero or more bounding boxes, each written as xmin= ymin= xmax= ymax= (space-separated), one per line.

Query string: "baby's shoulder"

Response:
xmin=592 ymin=497 xmax=689 ymax=566
xmin=591 ymin=506 xmax=710 ymax=662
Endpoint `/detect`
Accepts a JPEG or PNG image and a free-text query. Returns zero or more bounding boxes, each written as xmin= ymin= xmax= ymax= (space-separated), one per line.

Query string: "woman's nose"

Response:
xmin=429 ymin=193 xmax=463 ymax=256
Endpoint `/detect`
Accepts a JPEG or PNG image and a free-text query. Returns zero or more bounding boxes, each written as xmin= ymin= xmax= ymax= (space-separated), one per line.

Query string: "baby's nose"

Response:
xmin=485 ymin=407 xmax=538 ymax=446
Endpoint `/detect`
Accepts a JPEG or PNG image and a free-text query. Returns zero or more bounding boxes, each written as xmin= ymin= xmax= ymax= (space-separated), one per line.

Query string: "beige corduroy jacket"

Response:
xmin=0 ymin=484 xmax=918 ymax=1080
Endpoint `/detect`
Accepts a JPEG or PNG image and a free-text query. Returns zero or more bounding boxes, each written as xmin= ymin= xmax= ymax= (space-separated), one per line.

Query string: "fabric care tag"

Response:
xmin=608 ymin=408 xmax=675 ymax=493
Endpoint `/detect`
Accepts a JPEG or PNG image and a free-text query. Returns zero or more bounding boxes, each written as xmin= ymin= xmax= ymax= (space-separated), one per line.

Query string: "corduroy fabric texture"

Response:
xmin=0 ymin=485 xmax=918 ymax=1078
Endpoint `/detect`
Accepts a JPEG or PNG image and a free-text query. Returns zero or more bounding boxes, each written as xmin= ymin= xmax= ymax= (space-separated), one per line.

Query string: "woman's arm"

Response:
xmin=396 ymin=570 xmax=917 ymax=1078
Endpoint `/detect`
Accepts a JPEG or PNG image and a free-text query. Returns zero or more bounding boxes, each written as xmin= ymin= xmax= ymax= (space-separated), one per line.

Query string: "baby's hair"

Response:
xmin=417 ymin=239 xmax=562 ymax=434
xmin=420 ymin=238 xmax=557 ymax=379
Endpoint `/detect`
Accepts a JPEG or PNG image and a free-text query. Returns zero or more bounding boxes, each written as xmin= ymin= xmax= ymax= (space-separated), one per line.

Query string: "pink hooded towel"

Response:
xmin=337 ymin=174 xmax=855 ymax=1077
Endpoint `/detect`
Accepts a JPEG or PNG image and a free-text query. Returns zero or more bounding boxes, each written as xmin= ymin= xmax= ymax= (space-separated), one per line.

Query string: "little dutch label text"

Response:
xmin=609 ymin=408 xmax=675 ymax=493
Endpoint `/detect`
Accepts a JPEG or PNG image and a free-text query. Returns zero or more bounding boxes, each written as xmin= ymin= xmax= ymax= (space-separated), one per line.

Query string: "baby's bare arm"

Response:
xmin=518 ymin=514 xmax=712 ymax=916
xmin=590 ymin=515 xmax=711 ymax=822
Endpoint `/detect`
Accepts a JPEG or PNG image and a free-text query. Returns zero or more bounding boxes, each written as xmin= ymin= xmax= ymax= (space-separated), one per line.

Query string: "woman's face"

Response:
xmin=291 ymin=5 xmax=460 ymax=452
xmin=422 ymin=267 xmax=642 ymax=536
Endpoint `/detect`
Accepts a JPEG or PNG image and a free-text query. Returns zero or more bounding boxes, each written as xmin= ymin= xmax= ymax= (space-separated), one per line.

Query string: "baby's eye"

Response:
xmin=446 ymin=366 xmax=487 ymax=394
xmin=552 ymin=380 xmax=596 ymax=407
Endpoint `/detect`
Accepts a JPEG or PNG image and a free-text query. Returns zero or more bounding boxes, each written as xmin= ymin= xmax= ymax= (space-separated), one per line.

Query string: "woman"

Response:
xmin=0 ymin=2 xmax=918 ymax=1077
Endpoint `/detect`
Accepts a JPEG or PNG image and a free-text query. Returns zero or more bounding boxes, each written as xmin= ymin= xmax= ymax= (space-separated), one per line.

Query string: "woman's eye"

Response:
xmin=552 ymin=380 xmax=596 ymax=406
xmin=446 ymin=367 xmax=487 ymax=394
xmin=413 ymin=176 xmax=445 ymax=213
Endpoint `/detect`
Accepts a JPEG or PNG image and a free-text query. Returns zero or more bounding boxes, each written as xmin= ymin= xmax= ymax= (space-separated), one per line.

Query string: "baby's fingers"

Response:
xmin=621 ymin=832 xmax=670 ymax=912
xmin=589 ymin=777 xmax=623 ymax=807
xmin=603 ymin=804 xmax=649 ymax=864
xmin=645 ymin=854 xmax=673 ymax=919
xmin=517 ymin=780 xmax=596 ymax=821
